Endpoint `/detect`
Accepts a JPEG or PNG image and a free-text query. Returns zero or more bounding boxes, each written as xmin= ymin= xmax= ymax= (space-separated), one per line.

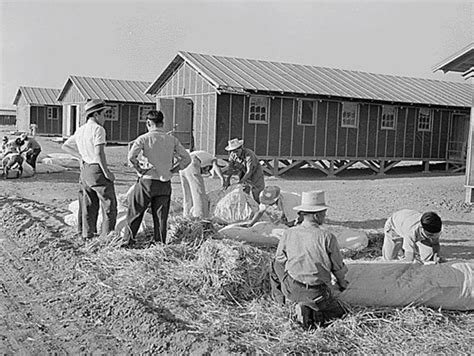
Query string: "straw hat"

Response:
xmin=84 ymin=99 xmax=111 ymax=117
xmin=293 ymin=190 xmax=329 ymax=212
xmin=225 ymin=138 xmax=244 ymax=151
xmin=259 ymin=186 xmax=281 ymax=205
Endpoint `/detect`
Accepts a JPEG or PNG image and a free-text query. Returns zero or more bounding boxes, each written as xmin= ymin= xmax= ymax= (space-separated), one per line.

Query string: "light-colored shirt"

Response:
xmin=63 ymin=120 xmax=106 ymax=164
xmin=190 ymin=150 xmax=215 ymax=168
xmin=275 ymin=222 xmax=348 ymax=285
xmin=386 ymin=209 xmax=440 ymax=255
xmin=129 ymin=128 xmax=191 ymax=181
xmin=228 ymin=147 xmax=264 ymax=187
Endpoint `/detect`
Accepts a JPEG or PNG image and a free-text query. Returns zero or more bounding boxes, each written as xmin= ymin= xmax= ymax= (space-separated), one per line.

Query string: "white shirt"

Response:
xmin=64 ymin=120 xmax=106 ymax=164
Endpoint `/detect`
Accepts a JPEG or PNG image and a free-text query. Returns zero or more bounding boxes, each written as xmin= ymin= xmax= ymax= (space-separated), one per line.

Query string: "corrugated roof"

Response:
xmin=432 ymin=43 xmax=474 ymax=74
xmin=146 ymin=51 xmax=471 ymax=108
xmin=57 ymin=75 xmax=154 ymax=103
xmin=13 ymin=87 xmax=61 ymax=105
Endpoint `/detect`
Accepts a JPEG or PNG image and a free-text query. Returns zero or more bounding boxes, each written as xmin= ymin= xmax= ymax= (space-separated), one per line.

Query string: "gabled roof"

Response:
xmin=13 ymin=87 xmax=61 ymax=106
xmin=57 ymin=75 xmax=154 ymax=103
xmin=432 ymin=43 xmax=474 ymax=74
xmin=146 ymin=51 xmax=471 ymax=108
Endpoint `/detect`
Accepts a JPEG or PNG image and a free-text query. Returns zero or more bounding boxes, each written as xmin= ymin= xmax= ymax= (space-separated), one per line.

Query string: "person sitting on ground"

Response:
xmin=222 ymin=138 xmax=265 ymax=203
xmin=382 ymin=209 xmax=444 ymax=263
xmin=1 ymin=136 xmax=8 ymax=156
xmin=20 ymin=133 xmax=42 ymax=171
xmin=2 ymin=137 xmax=24 ymax=178
xmin=180 ymin=150 xmax=226 ymax=219
xmin=240 ymin=186 xmax=292 ymax=228
xmin=270 ymin=190 xmax=348 ymax=329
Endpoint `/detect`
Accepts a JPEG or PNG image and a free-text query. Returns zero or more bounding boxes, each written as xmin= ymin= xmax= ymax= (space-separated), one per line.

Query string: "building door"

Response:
xmin=68 ymin=105 xmax=78 ymax=135
xmin=157 ymin=98 xmax=194 ymax=150
xmin=448 ymin=114 xmax=470 ymax=162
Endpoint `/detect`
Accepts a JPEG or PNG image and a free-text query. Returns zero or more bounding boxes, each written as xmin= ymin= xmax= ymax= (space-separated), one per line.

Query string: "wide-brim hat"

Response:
xmin=293 ymin=190 xmax=329 ymax=212
xmin=259 ymin=186 xmax=281 ymax=205
xmin=225 ymin=138 xmax=244 ymax=151
xmin=84 ymin=99 xmax=111 ymax=116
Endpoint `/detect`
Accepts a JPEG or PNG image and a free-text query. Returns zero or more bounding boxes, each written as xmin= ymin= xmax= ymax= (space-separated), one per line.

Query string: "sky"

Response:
xmin=0 ymin=0 xmax=472 ymax=109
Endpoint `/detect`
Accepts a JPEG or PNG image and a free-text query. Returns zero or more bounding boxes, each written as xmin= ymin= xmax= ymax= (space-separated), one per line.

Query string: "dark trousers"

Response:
xmin=79 ymin=163 xmax=117 ymax=238
xmin=124 ymin=178 xmax=171 ymax=244
xmin=270 ymin=259 xmax=345 ymax=327
xmin=26 ymin=148 xmax=41 ymax=170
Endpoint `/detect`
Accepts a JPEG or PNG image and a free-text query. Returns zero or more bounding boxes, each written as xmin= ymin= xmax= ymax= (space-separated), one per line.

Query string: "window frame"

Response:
xmin=417 ymin=108 xmax=432 ymax=132
xmin=104 ymin=104 xmax=119 ymax=122
xmin=380 ymin=105 xmax=397 ymax=130
xmin=248 ymin=96 xmax=269 ymax=124
xmin=47 ymin=107 xmax=59 ymax=120
xmin=297 ymin=99 xmax=317 ymax=126
xmin=138 ymin=105 xmax=156 ymax=122
xmin=341 ymin=102 xmax=359 ymax=128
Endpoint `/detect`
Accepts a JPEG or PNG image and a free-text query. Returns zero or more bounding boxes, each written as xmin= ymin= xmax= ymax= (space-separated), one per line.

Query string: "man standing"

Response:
xmin=20 ymin=133 xmax=42 ymax=171
xmin=180 ymin=150 xmax=225 ymax=218
xmin=270 ymin=190 xmax=348 ymax=329
xmin=223 ymin=138 xmax=265 ymax=203
xmin=382 ymin=209 xmax=443 ymax=263
xmin=62 ymin=99 xmax=117 ymax=239
xmin=123 ymin=110 xmax=191 ymax=246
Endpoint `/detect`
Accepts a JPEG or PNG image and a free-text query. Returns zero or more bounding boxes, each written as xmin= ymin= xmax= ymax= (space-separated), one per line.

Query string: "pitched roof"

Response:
xmin=432 ymin=43 xmax=474 ymax=74
xmin=13 ymin=87 xmax=61 ymax=106
xmin=57 ymin=75 xmax=154 ymax=103
xmin=146 ymin=51 xmax=471 ymax=108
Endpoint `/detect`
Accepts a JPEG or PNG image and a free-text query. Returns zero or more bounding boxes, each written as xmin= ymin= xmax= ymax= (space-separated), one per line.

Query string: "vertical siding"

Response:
xmin=357 ymin=104 xmax=369 ymax=157
xmin=315 ymin=101 xmax=327 ymax=156
xmin=61 ymin=83 xmax=85 ymax=104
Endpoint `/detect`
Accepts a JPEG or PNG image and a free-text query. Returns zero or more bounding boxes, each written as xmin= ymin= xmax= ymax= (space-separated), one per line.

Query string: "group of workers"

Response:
xmin=1 ymin=132 xmax=42 ymax=177
xmin=59 ymin=98 xmax=444 ymax=330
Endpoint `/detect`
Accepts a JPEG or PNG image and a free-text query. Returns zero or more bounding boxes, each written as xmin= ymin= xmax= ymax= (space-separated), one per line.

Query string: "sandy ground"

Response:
xmin=0 ymin=125 xmax=473 ymax=353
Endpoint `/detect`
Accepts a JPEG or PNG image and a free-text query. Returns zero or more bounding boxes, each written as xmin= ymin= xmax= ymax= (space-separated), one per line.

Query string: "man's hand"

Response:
xmin=222 ymin=178 xmax=230 ymax=190
xmin=170 ymin=163 xmax=180 ymax=174
xmin=104 ymin=170 xmax=115 ymax=182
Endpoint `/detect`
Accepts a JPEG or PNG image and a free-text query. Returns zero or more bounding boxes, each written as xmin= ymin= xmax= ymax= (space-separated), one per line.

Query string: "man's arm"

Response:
xmin=95 ymin=144 xmax=114 ymax=181
xmin=170 ymin=140 xmax=191 ymax=173
xmin=128 ymin=139 xmax=147 ymax=175
xmin=327 ymin=234 xmax=349 ymax=291
xmin=61 ymin=136 xmax=81 ymax=159
xmin=211 ymin=160 xmax=226 ymax=186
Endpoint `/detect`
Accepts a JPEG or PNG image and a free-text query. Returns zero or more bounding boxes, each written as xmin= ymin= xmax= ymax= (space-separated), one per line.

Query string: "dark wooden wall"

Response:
xmin=215 ymin=93 xmax=468 ymax=160
xmin=102 ymin=103 xmax=152 ymax=143
xmin=0 ymin=114 xmax=16 ymax=125
xmin=30 ymin=106 xmax=63 ymax=135
xmin=155 ymin=61 xmax=217 ymax=154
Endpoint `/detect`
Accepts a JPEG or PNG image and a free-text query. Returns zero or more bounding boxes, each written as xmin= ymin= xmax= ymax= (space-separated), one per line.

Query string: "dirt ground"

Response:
xmin=1 ymin=125 xmax=473 ymax=353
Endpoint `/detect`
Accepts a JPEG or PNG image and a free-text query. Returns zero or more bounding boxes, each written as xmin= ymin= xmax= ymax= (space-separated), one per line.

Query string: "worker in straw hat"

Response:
xmin=222 ymin=138 xmax=265 ymax=203
xmin=270 ymin=190 xmax=348 ymax=329
xmin=62 ymin=99 xmax=118 ymax=240
xmin=382 ymin=209 xmax=444 ymax=263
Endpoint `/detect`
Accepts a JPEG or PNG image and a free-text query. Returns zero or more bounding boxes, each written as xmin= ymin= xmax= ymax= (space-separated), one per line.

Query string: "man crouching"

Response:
xmin=270 ymin=190 xmax=348 ymax=329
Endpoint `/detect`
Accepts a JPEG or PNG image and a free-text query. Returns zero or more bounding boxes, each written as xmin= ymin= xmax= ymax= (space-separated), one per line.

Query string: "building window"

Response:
xmin=249 ymin=96 xmax=269 ymax=124
xmin=341 ymin=102 xmax=358 ymax=128
xmin=138 ymin=105 xmax=155 ymax=122
xmin=47 ymin=107 xmax=59 ymax=120
xmin=381 ymin=105 xmax=397 ymax=130
xmin=104 ymin=104 xmax=119 ymax=121
xmin=297 ymin=100 xmax=316 ymax=125
xmin=418 ymin=108 xmax=432 ymax=131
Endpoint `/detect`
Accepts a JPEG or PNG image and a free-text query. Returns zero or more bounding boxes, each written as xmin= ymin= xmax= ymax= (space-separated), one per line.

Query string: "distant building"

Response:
xmin=434 ymin=43 xmax=474 ymax=203
xmin=57 ymin=75 xmax=155 ymax=142
xmin=13 ymin=87 xmax=63 ymax=135
xmin=146 ymin=51 xmax=471 ymax=176
xmin=0 ymin=108 xmax=16 ymax=126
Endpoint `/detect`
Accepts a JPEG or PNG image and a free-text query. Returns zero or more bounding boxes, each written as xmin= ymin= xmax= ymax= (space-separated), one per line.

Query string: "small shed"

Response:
xmin=57 ymin=75 xmax=155 ymax=142
xmin=0 ymin=108 xmax=16 ymax=126
xmin=13 ymin=87 xmax=63 ymax=135
xmin=146 ymin=51 xmax=471 ymax=176
xmin=434 ymin=43 xmax=474 ymax=203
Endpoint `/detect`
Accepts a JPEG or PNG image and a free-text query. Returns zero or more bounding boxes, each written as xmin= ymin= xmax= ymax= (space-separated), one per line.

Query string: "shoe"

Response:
xmin=295 ymin=303 xmax=314 ymax=330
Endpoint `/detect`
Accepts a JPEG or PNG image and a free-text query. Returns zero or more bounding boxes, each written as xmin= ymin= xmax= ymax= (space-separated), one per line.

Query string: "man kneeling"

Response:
xmin=270 ymin=190 xmax=348 ymax=329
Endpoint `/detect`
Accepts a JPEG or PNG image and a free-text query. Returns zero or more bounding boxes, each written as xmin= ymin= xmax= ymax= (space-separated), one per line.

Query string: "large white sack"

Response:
xmin=324 ymin=226 xmax=369 ymax=251
xmin=35 ymin=162 xmax=67 ymax=174
xmin=42 ymin=153 xmax=80 ymax=168
xmin=280 ymin=191 xmax=300 ymax=223
xmin=21 ymin=162 xmax=34 ymax=177
xmin=219 ymin=221 xmax=287 ymax=246
xmin=213 ymin=185 xmax=259 ymax=223
xmin=338 ymin=260 xmax=474 ymax=311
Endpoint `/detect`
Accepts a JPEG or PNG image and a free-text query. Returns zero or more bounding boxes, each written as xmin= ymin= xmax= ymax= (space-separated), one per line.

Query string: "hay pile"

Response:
xmin=1 ymin=206 xmax=473 ymax=354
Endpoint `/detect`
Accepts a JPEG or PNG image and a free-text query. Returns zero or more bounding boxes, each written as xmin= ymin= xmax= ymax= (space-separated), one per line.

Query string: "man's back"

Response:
xmin=390 ymin=209 xmax=421 ymax=240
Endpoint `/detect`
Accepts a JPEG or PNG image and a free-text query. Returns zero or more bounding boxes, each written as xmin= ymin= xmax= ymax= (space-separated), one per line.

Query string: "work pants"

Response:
xmin=26 ymin=148 xmax=41 ymax=170
xmin=180 ymin=157 xmax=209 ymax=218
xmin=240 ymin=170 xmax=265 ymax=203
xmin=270 ymin=259 xmax=345 ymax=327
xmin=79 ymin=163 xmax=117 ymax=239
xmin=124 ymin=178 xmax=171 ymax=244
xmin=382 ymin=219 xmax=436 ymax=262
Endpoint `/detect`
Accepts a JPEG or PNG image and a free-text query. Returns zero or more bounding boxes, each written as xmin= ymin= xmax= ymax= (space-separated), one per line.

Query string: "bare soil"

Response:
xmin=1 ymin=126 xmax=473 ymax=353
